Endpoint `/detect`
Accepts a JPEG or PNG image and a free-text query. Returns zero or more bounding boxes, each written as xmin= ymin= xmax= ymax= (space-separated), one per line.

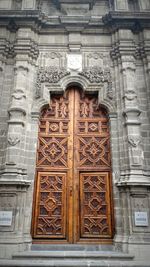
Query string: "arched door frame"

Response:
xmin=31 ymin=77 xmax=120 ymax=245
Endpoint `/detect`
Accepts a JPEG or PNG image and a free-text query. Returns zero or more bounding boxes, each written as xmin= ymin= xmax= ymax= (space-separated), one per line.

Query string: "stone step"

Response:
xmin=31 ymin=244 xmax=114 ymax=251
xmin=0 ymin=259 xmax=149 ymax=267
xmin=12 ymin=250 xmax=134 ymax=261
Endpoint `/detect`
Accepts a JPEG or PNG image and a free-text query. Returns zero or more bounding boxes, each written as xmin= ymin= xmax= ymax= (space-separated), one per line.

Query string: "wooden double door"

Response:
xmin=32 ymin=88 xmax=113 ymax=243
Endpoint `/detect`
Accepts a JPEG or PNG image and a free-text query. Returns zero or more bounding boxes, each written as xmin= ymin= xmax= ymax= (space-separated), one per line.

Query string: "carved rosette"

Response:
xmin=36 ymin=67 xmax=70 ymax=98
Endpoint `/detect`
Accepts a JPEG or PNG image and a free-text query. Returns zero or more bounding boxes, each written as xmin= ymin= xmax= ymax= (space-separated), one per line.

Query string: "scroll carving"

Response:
xmin=79 ymin=67 xmax=111 ymax=83
xmin=36 ymin=67 xmax=70 ymax=98
xmin=79 ymin=67 xmax=113 ymax=99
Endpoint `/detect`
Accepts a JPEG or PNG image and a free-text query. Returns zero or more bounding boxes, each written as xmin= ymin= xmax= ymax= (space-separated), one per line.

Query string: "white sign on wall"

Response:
xmin=0 ymin=211 xmax=13 ymax=226
xmin=134 ymin=212 xmax=148 ymax=227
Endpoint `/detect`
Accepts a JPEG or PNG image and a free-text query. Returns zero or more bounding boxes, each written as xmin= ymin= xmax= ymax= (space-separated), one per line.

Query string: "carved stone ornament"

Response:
xmin=4 ymin=41 xmax=15 ymax=58
xmin=8 ymin=136 xmax=20 ymax=146
xmin=124 ymin=90 xmax=137 ymax=101
xmin=79 ymin=66 xmax=111 ymax=84
xmin=12 ymin=89 xmax=26 ymax=100
xmin=79 ymin=66 xmax=113 ymax=98
xmin=128 ymin=136 xmax=142 ymax=147
xmin=36 ymin=67 xmax=70 ymax=98
xmin=0 ymin=130 xmax=7 ymax=137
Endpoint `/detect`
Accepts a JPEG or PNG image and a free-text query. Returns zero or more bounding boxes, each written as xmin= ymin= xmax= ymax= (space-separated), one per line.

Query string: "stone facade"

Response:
xmin=0 ymin=0 xmax=150 ymax=263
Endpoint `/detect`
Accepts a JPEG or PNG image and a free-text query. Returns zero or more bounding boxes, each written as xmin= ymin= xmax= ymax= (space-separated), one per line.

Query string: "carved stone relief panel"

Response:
xmin=38 ymin=51 xmax=66 ymax=69
xmin=131 ymin=193 xmax=150 ymax=233
xmin=36 ymin=67 xmax=70 ymax=98
xmin=87 ymin=52 xmax=104 ymax=68
xmin=83 ymin=52 xmax=110 ymax=69
xmin=36 ymin=51 xmax=69 ymax=98
xmin=128 ymin=135 xmax=143 ymax=166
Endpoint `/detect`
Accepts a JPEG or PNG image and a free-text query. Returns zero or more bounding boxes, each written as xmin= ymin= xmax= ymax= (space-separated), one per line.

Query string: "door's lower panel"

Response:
xmin=33 ymin=172 xmax=67 ymax=240
xmin=79 ymin=172 xmax=112 ymax=240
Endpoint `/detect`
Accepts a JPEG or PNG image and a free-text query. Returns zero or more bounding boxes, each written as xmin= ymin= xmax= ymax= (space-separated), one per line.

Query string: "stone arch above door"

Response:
xmin=32 ymin=69 xmax=116 ymax=119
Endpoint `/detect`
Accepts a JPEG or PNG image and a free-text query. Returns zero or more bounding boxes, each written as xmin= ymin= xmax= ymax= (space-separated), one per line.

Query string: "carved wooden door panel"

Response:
xmin=32 ymin=88 xmax=113 ymax=243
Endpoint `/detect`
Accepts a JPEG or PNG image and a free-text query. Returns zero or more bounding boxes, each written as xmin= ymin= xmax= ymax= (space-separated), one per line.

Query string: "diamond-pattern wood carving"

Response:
xmin=34 ymin=172 xmax=66 ymax=238
xmin=80 ymin=172 xmax=111 ymax=238
xmin=33 ymin=89 xmax=113 ymax=242
xmin=76 ymin=93 xmax=111 ymax=169
xmin=37 ymin=94 xmax=69 ymax=169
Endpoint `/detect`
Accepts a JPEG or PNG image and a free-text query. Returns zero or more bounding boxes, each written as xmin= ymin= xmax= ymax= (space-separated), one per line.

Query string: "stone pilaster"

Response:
xmin=111 ymin=29 xmax=150 ymax=254
xmin=0 ymin=27 xmax=39 ymax=259
xmin=111 ymin=29 xmax=147 ymax=185
xmin=121 ymin=55 xmax=144 ymax=182
xmin=5 ymin=64 xmax=28 ymax=180
xmin=139 ymin=30 xmax=150 ymax=119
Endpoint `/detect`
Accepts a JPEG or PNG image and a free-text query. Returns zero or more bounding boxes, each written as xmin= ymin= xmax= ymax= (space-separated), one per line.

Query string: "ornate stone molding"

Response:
xmin=123 ymin=108 xmax=141 ymax=125
xmin=14 ymin=40 xmax=39 ymax=62
xmin=36 ymin=67 xmax=70 ymax=98
xmin=79 ymin=66 xmax=113 ymax=99
xmin=79 ymin=66 xmax=112 ymax=84
xmin=2 ymin=40 xmax=16 ymax=59
xmin=45 ymin=51 xmax=62 ymax=59
xmin=103 ymin=11 xmax=150 ymax=32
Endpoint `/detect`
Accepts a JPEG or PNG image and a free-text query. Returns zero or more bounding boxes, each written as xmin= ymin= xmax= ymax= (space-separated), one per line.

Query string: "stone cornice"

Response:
xmin=103 ymin=11 xmax=150 ymax=32
xmin=0 ymin=10 xmax=103 ymax=32
xmin=0 ymin=10 xmax=150 ymax=33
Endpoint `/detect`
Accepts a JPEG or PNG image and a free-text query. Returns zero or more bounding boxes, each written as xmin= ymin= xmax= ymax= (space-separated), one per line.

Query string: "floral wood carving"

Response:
xmin=36 ymin=67 xmax=70 ymax=98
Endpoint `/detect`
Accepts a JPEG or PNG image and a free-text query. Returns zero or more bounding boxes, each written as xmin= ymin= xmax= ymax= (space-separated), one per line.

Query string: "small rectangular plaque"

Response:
xmin=0 ymin=211 xmax=13 ymax=226
xmin=134 ymin=212 xmax=148 ymax=226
